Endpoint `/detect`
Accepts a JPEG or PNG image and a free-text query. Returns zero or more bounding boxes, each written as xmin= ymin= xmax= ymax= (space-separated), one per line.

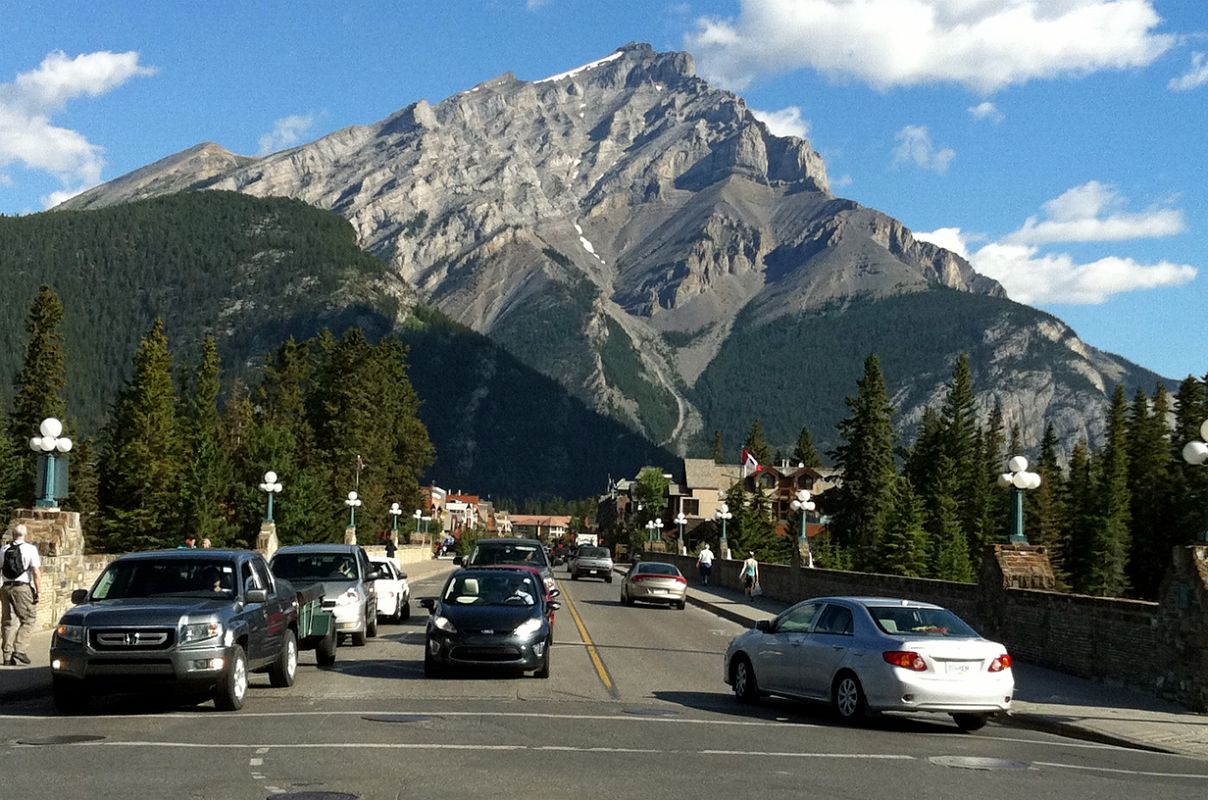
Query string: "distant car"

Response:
xmin=270 ymin=545 xmax=380 ymax=646
xmin=370 ymin=557 xmax=411 ymax=622
xmin=568 ymin=545 xmax=614 ymax=583
xmin=620 ymin=561 xmax=687 ymax=609
xmin=723 ymin=597 xmax=1014 ymax=731
xmin=457 ymin=538 xmax=555 ymax=594
xmin=420 ymin=567 xmax=558 ymax=678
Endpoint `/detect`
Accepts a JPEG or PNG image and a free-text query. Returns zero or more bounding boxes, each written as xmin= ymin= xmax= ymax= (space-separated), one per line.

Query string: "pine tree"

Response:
xmin=743 ymin=420 xmax=773 ymax=467
xmin=879 ymin=475 xmax=929 ymax=576
xmin=1126 ymin=385 xmax=1171 ymax=598
xmin=928 ymin=451 xmax=974 ymax=581
xmin=62 ymin=437 xmax=101 ymax=549
xmin=8 ymin=285 xmax=68 ymax=506
xmin=980 ymin=400 xmax=1009 ymax=546
xmin=827 ymin=354 xmax=897 ymax=571
xmin=179 ymin=336 xmax=237 ymax=546
xmin=0 ymin=404 xmax=23 ymax=522
xmin=792 ymin=425 xmax=821 ymax=467
xmin=1087 ymin=385 xmax=1131 ymax=596
xmin=939 ymin=354 xmax=984 ymax=562
xmin=1168 ymin=376 xmax=1208 ymax=547
xmin=98 ymin=320 xmax=185 ymax=552
xmin=1061 ymin=438 xmax=1095 ymax=590
xmin=1030 ymin=422 xmax=1068 ymax=584
xmin=710 ymin=430 xmax=724 ymax=464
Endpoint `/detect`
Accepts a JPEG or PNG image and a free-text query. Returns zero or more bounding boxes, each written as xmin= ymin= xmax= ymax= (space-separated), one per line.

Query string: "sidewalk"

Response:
xmin=677 ymin=575 xmax=1208 ymax=759
xmin=0 ymin=556 xmax=458 ymax=705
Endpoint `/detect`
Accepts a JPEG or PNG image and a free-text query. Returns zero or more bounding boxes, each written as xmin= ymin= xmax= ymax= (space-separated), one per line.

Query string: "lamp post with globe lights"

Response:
xmin=714 ymin=500 xmax=733 ymax=560
xmin=389 ymin=502 xmax=402 ymax=538
xmin=258 ymin=471 xmax=283 ymax=523
xmin=345 ymin=491 xmax=362 ymax=529
xmin=998 ymin=456 xmax=1042 ymax=544
xmin=674 ymin=511 xmax=688 ymax=554
xmin=1182 ymin=420 xmax=1208 ymax=542
xmin=790 ymin=489 xmax=816 ymax=567
xmin=645 ymin=517 xmax=663 ymax=545
xmin=29 ymin=417 xmax=72 ymax=509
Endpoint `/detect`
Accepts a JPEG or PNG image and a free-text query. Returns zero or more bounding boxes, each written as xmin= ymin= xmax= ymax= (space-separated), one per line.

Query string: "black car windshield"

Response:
xmin=578 ymin=547 xmax=609 ymax=558
xmin=91 ymin=558 xmax=237 ymax=600
xmin=469 ymin=543 xmax=549 ymax=568
xmin=868 ymin=606 xmax=979 ymax=637
xmin=443 ymin=572 xmax=539 ymax=607
xmin=636 ymin=563 xmax=679 ymax=576
xmin=271 ymin=552 xmax=358 ymax=583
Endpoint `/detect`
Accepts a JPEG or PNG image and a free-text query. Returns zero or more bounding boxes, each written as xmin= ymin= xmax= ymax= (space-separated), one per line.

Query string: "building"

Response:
xmin=508 ymin=515 xmax=570 ymax=541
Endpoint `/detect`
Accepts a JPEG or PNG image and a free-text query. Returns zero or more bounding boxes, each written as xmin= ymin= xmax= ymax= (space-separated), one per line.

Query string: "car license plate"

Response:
xmin=588 ymin=569 xmax=598 ymax=575
xmin=946 ymin=662 xmax=974 ymax=675
xmin=651 ymin=588 xmax=666 ymax=594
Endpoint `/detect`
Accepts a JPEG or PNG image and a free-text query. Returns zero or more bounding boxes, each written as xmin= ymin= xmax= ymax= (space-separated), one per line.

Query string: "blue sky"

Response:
xmin=2 ymin=1 xmax=1205 ymax=380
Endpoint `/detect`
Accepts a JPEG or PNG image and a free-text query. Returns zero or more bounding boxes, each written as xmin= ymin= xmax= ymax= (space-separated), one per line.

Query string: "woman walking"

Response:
xmin=739 ymin=551 xmax=759 ymax=601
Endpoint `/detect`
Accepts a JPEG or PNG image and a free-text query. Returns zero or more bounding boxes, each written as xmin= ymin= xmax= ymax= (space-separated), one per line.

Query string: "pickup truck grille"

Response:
xmin=90 ymin=628 xmax=176 ymax=651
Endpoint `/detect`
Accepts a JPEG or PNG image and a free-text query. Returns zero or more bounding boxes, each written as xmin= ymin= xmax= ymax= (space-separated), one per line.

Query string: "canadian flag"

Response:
xmin=741 ymin=448 xmax=762 ymax=473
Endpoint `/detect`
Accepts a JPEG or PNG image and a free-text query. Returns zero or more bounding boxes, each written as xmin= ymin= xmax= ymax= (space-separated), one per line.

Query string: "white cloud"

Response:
xmin=916 ymin=216 xmax=1196 ymax=306
xmin=0 ymin=50 xmax=155 ymax=207
xmin=967 ymin=101 xmax=1004 ymax=122
xmin=831 ymin=173 xmax=853 ymax=188
xmin=750 ymin=105 xmax=809 ymax=138
xmin=1003 ymin=181 xmax=1185 ymax=244
xmin=892 ymin=125 xmax=954 ymax=172
xmin=1169 ymin=51 xmax=1208 ymax=91
xmin=686 ymin=0 xmax=1174 ymax=92
xmin=257 ymin=114 xmax=317 ymax=155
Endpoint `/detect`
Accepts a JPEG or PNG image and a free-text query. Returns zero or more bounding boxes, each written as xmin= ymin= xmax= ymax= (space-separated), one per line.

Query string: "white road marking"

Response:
xmin=255 ymin=747 xmax=270 ymax=754
xmin=1033 ymin=761 xmax=1208 ymax=780
xmin=249 ymin=758 xmax=263 ymax=766
xmin=702 ymin=750 xmax=913 ymax=760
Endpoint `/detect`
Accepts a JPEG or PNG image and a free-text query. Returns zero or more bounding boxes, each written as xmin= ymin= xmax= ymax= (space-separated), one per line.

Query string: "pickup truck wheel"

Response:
xmin=316 ymin=628 xmax=337 ymax=667
xmin=213 ymin=645 xmax=248 ymax=711
xmin=268 ymin=630 xmax=298 ymax=688
xmin=52 ymin=675 xmax=89 ymax=714
xmin=605 ymin=574 xmax=613 ymax=584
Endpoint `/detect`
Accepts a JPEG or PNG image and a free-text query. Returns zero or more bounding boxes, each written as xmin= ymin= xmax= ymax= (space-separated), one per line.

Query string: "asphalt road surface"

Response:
xmin=4 ymin=567 xmax=1208 ymax=800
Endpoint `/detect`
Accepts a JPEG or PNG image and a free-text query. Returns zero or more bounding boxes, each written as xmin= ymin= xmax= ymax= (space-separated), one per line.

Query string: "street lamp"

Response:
xmin=997 ymin=456 xmax=1042 ymax=544
xmin=345 ymin=490 xmax=362 ymax=528
xmin=29 ymin=417 xmax=72 ymax=509
xmin=258 ymin=470 xmax=283 ymax=523
xmin=790 ymin=489 xmax=816 ymax=567
xmin=1181 ymin=420 xmax=1208 ymax=542
xmin=674 ymin=511 xmax=688 ymax=554
xmin=389 ymin=502 xmax=402 ymax=536
xmin=714 ymin=501 xmax=733 ymax=560
xmin=645 ymin=517 xmax=663 ymax=543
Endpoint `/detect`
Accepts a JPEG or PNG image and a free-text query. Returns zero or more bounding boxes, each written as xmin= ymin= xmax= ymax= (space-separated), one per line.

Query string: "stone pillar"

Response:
xmin=256 ymin=522 xmax=279 ymax=559
xmin=6 ymin=507 xmax=84 ymax=558
xmin=344 ymin=526 xmax=357 ymax=545
xmin=1156 ymin=544 xmax=1208 ymax=712
xmin=978 ymin=543 xmax=1056 ymax=642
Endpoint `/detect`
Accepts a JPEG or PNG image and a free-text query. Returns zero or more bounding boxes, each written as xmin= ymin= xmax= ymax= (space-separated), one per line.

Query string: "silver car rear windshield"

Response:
xmin=578 ymin=547 xmax=609 ymax=558
xmin=867 ymin=606 xmax=978 ymax=637
xmin=635 ymin=563 xmax=679 ymax=576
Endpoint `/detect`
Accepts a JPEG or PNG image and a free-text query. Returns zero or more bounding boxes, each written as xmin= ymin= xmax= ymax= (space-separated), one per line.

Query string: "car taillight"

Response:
xmin=988 ymin=654 xmax=1013 ymax=672
xmin=883 ymin=651 xmax=928 ymax=671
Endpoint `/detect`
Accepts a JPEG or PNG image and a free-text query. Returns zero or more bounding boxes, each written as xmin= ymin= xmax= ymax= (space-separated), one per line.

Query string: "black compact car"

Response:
xmin=420 ymin=568 xmax=558 ymax=679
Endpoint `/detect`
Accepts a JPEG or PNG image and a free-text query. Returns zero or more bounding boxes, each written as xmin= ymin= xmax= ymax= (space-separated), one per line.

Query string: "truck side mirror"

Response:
xmin=419 ymin=597 xmax=436 ymax=611
xmin=245 ymin=588 xmax=268 ymax=603
xmin=71 ymin=588 xmax=89 ymax=604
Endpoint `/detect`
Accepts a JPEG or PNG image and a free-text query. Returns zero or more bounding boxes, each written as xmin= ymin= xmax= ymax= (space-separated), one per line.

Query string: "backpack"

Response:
xmin=2 ymin=543 xmax=26 ymax=580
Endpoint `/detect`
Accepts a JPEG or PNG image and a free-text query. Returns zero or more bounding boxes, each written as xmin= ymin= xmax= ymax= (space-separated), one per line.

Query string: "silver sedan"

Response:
xmin=620 ymin=562 xmax=687 ymax=610
xmin=723 ymin=596 xmax=1014 ymax=731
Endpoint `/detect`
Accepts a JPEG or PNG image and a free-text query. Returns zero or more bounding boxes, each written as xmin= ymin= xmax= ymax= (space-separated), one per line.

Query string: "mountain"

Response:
xmin=0 ymin=193 xmax=672 ymax=499
xmin=59 ymin=43 xmax=1169 ymax=457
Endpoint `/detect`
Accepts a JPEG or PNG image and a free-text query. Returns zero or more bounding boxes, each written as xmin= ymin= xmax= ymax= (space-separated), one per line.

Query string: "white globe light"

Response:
xmin=40 ymin=418 xmax=62 ymax=438
xmin=1202 ymin=419 xmax=1208 ymax=442
xmin=997 ymin=473 xmax=1013 ymax=488
xmin=1183 ymin=441 xmax=1208 ymax=466
xmin=1025 ymin=472 xmax=1042 ymax=490
xmin=29 ymin=437 xmax=42 ymax=451
xmin=258 ymin=483 xmax=269 ymax=491
xmin=347 ymin=491 xmax=358 ymax=501
xmin=1012 ymin=472 xmax=1030 ymax=489
xmin=805 ymin=501 xmax=816 ymax=511
xmin=264 ymin=471 xmax=278 ymax=484
xmin=40 ymin=436 xmax=57 ymax=452
xmin=790 ymin=500 xmax=801 ymax=511
xmin=272 ymin=483 xmax=283 ymax=492
xmin=56 ymin=437 xmax=73 ymax=453
xmin=390 ymin=502 xmax=401 ymax=512
xmin=1008 ymin=455 xmax=1028 ymax=473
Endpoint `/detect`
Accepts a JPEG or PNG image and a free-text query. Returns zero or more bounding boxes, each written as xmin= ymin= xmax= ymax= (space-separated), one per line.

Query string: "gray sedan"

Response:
xmin=620 ymin=562 xmax=687 ymax=609
xmin=724 ymin=596 xmax=1014 ymax=731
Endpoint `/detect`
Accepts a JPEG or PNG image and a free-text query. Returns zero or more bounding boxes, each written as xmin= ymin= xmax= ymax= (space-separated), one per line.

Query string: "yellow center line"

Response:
xmin=558 ymin=581 xmax=618 ymax=697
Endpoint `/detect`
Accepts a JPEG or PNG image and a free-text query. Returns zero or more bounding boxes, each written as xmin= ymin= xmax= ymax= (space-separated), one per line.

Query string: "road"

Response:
xmin=3 ymin=566 xmax=1208 ymax=799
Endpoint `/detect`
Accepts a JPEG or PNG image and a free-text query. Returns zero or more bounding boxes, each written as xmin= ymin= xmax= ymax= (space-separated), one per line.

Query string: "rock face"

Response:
xmin=61 ymin=43 xmax=1166 ymax=456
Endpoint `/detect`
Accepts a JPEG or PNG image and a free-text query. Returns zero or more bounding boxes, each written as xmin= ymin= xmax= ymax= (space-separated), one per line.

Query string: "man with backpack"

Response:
xmin=1 ymin=523 xmax=42 ymax=666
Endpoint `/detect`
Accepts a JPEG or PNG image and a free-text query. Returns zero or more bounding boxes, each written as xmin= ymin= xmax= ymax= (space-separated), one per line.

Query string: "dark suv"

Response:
xmin=50 ymin=549 xmax=299 ymax=713
xmin=458 ymin=538 xmax=555 ymax=594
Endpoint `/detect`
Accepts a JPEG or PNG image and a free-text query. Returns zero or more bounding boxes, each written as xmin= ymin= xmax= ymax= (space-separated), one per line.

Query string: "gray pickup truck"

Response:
xmin=50 ymin=549 xmax=301 ymax=713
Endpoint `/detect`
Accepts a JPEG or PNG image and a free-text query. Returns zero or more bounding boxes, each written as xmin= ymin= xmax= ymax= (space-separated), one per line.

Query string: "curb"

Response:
xmin=999 ymin=711 xmax=1179 ymax=755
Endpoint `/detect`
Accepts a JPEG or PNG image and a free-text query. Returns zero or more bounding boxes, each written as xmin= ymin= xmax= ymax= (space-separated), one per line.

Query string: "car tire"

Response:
xmin=732 ymin=656 xmax=760 ymax=704
xmin=316 ymin=627 xmax=337 ymax=667
xmin=366 ymin=610 xmax=378 ymax=638
xmin=52 ymin=675 xmax=89 ymax=714
xmin=534 ymin=639 xmax=551 ymax=679
xmin=351 ymin=624 xmax=368 ymax=647
xmin=605 ymin=574 xmax=613 ymax=583
xmin=571 ymin=572 xmax=579 ymax=581
xmin=832 ymin=672 xmax=867 ymax=723
xmin=399 ymin=600 xmax=411 ymax=621
xmin=268 ymin=630 xmax=298 ymax=688
xmin=676 ymin=599 xmax=686 ymax=610
xmin=213 ymin=645 xmax=248 ymax=711
xmin=423 ymin=647 xmax=444 ymax=678
xmin=622 ymin=589 xmax=634 ymax=606
xmin=952 ymin=713 xmax=988 ymax=732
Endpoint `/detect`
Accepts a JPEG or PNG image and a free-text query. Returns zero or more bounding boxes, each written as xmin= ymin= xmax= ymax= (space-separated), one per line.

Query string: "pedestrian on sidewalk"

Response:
xmin=1 ymin=524 xmax=42 ymax=666
xmin=696 ymin=543 xmax=714 ymax=585
xmin=739 ymin=551 xmax=759 ymax=602
xmin=178 ymin=534 xmax=197 ymax=549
